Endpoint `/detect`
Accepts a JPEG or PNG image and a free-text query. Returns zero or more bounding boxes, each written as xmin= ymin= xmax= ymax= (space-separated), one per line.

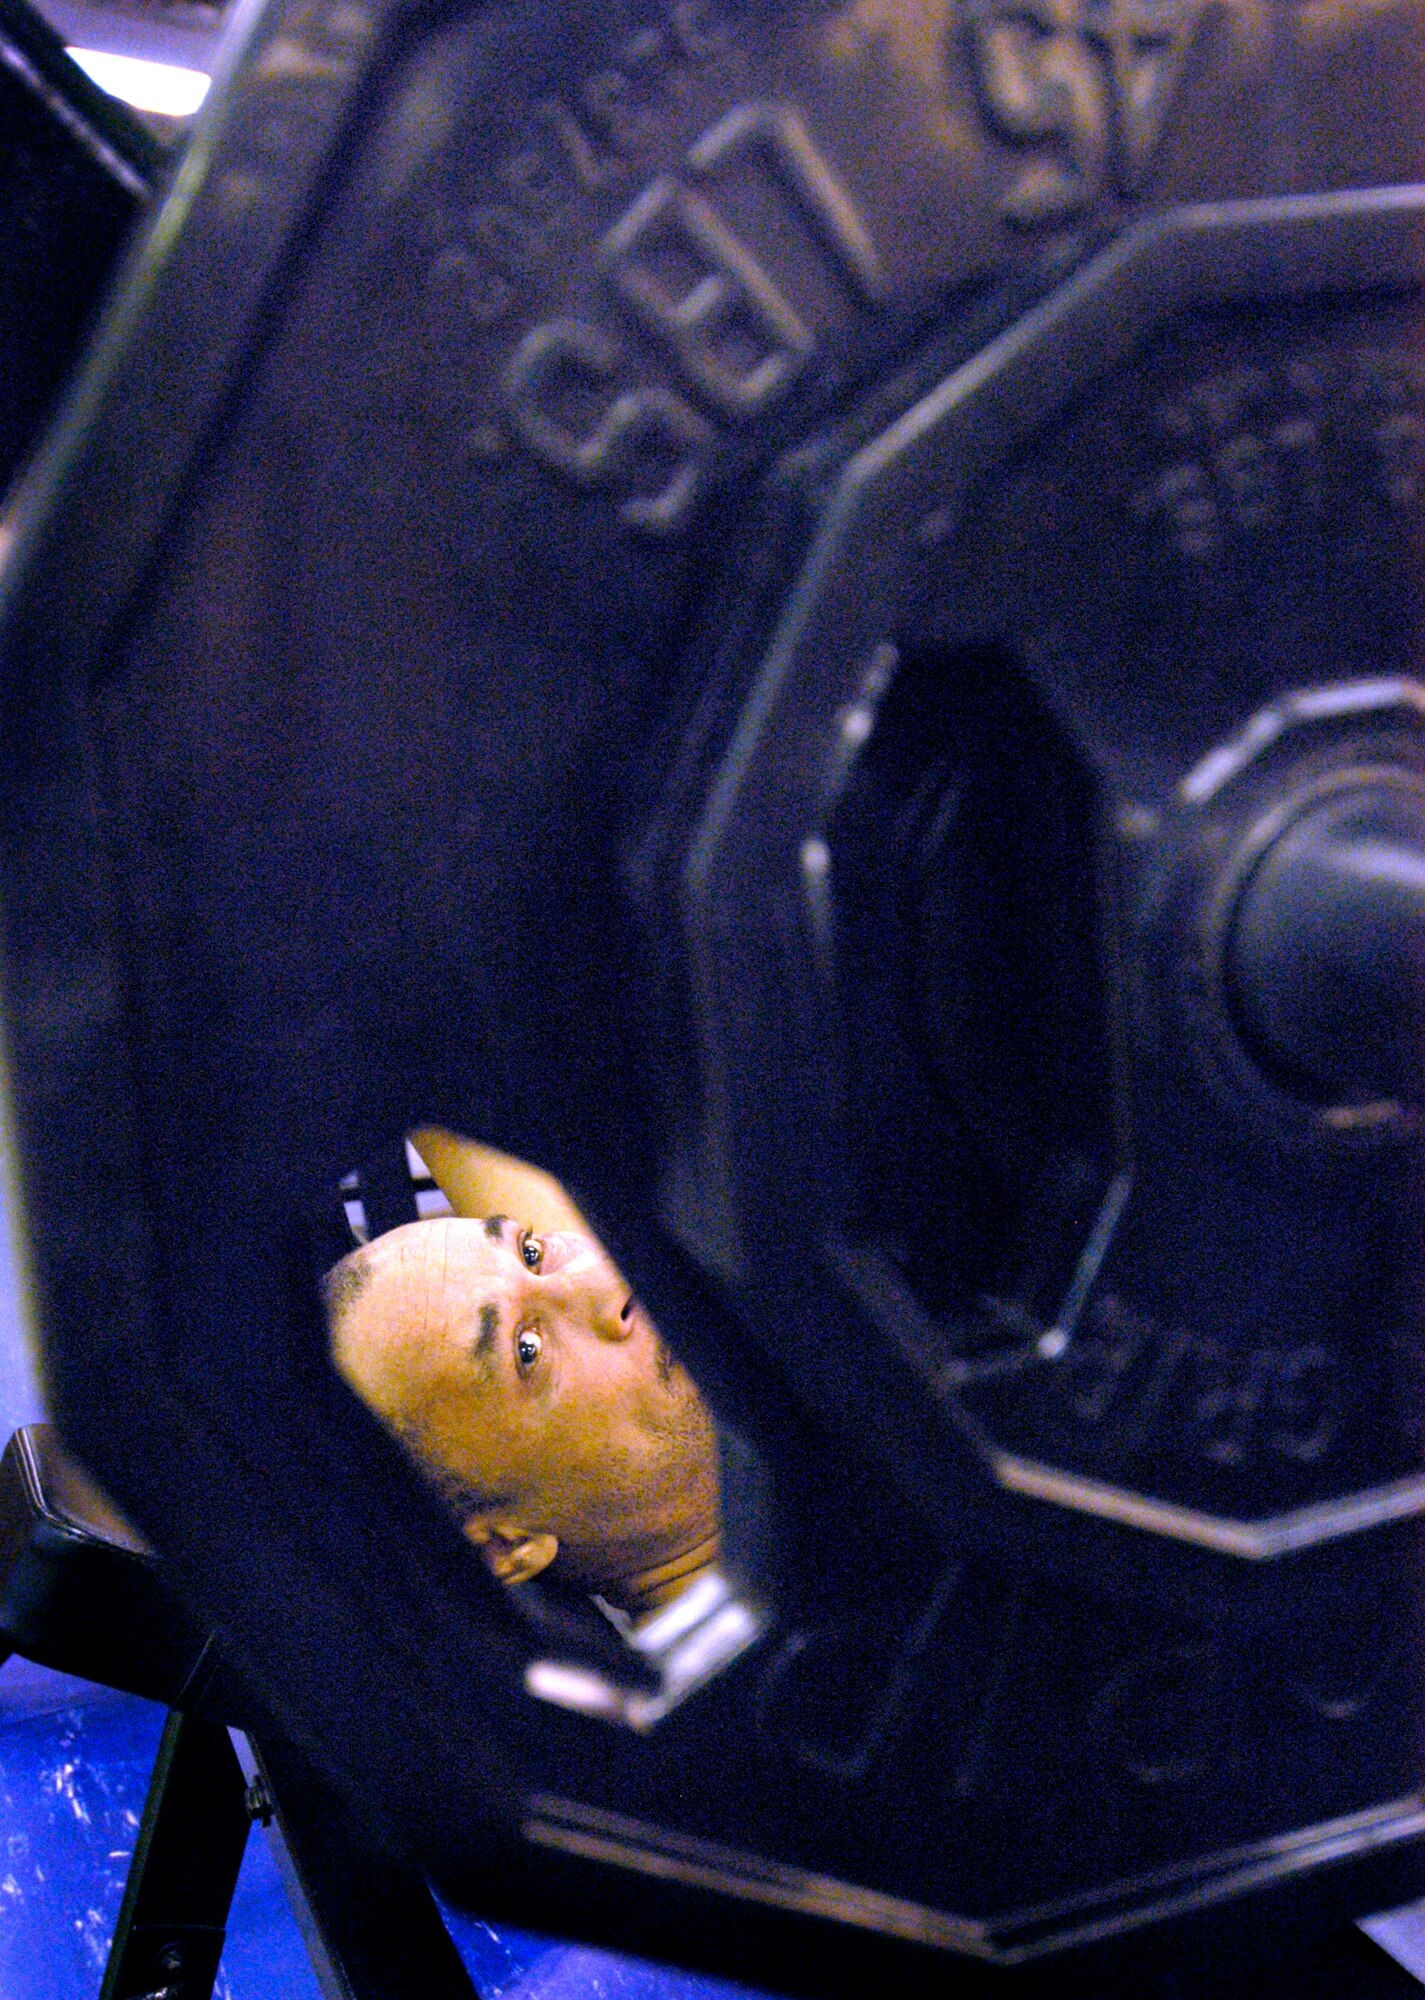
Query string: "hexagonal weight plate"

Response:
xmin=0 ymin=0 xmax=1423 ymax=1979
xmin=671 ymin=189 xmax=1425 ymax=1609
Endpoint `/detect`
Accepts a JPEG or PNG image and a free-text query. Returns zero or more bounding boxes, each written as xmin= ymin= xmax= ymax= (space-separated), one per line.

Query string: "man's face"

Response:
xmin=329 ymin=1216 xmax=719 ymax=1589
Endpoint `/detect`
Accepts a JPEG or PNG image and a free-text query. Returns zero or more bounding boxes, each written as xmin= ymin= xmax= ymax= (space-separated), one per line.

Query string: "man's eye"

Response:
xmin=516 ymin=1328 xmax=543 ymax=1372
xmin=521 ymin=1232 xmax=544 ymax=1272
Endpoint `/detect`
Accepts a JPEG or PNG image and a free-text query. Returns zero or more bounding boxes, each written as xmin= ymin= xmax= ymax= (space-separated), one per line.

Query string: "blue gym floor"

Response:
xmin=0 ymin=1655 xmax=760 ymax=2000
xmin=0 ymin=1641 xmax=765 ymax=2000
xmin=0 ymin=1653 xmax=760 ymax=2000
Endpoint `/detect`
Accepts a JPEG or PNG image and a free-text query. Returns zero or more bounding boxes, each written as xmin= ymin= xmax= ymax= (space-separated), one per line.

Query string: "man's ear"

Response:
xmin=462 ymin=1515 xmax=558 ymax=1587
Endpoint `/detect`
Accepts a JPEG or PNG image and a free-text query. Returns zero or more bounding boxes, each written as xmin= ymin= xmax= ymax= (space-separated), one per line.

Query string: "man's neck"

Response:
xmin=599 ymin=1528 xmax=722 ymax=1621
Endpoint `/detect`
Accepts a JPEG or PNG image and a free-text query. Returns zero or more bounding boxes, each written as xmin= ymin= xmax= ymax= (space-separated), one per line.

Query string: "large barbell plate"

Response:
xmin=0 ymin=0 xmax=1423 ymax=1982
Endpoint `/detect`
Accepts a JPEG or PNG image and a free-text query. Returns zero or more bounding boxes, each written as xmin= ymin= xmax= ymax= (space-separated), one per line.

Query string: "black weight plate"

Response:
xmin=0 ymin=0 xmax=1423 ymax=1983
xmin=661 ymin=194 xmax=1425 ymax=1616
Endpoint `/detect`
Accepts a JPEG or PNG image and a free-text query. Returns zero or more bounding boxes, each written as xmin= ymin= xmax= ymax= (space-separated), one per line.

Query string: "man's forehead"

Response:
xmin=363 ymin=1215 xmax=507 ymax=1279
xmin=350 ymin=1219 xmax=516 ymax=1338
xmin=343 ymin=1244 xmax=501 ymax=1388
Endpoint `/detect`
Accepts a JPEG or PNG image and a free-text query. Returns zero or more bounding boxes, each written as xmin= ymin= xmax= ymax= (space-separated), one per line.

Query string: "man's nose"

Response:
xmin=582 ymin=1272 xmax=635 ymax=1342
xmin=550 ymin=1240 xmax=634 ymax=1341
xmin=590 ymin=1293 xmax=635 ymax=1342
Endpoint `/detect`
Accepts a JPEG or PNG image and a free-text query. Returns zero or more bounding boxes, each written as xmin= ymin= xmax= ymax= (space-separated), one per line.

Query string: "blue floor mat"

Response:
xmin=0 ymin=1673 xmax=169 ymax=2000
xmin=0 ymin=1658 xmax=756 ymax=2000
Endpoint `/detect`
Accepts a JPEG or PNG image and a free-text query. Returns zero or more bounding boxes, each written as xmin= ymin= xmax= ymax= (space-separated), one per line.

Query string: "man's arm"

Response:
xmin=408 ymin=1127 xmax=587 ymax=1236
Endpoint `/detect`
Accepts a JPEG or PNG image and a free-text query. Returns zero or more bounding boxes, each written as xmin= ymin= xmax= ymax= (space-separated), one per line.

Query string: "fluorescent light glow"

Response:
xmin=66 ymin=47 xmax=210 ymax=117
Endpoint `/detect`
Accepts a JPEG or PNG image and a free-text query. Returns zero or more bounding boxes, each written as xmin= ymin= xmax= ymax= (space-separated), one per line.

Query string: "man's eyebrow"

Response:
xmin=483 ymin=1213 xmax=509 ymax=1240
xmin=473 ymin=1301 xmax=499 ymax=1363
